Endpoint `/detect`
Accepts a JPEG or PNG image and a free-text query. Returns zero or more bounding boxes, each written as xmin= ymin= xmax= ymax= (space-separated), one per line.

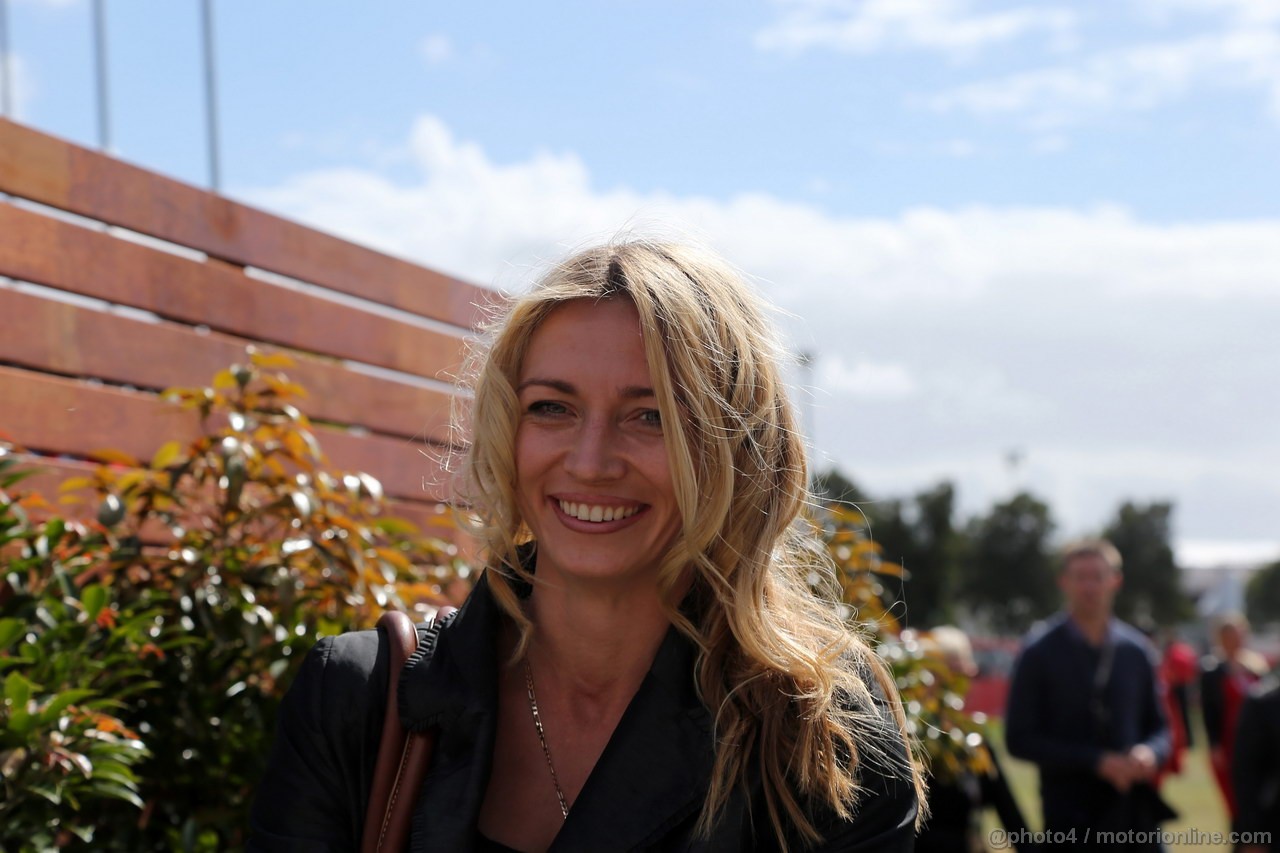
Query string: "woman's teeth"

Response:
xmin=557 ymin=501 xmax=640 ymax=523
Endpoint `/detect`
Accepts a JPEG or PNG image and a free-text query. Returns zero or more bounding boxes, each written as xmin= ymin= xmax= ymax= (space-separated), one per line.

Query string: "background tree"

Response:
xmin=1104 ymin=501 xmax=1190 ymax=626
xmin=1245 ymin=559 xmax=1280 ymax=626
xmin=811 ymin=469 xmax=864 ymax=509
xmin=862 ymin=482 xmax=961 ymax=629
xmin=960 ymin=491 xmax=1058 ymax=633
xmin=813 ymin=471 xmax=962 ymax=627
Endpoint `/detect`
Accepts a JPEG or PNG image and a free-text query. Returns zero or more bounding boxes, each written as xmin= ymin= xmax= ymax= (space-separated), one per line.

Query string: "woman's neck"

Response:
xmin=523 ymin=579 xmax=671 ymax=716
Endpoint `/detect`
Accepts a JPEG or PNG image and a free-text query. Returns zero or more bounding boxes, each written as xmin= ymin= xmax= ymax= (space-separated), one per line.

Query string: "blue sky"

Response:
xmin=5 ymin=0 xmax=1279 ymax=566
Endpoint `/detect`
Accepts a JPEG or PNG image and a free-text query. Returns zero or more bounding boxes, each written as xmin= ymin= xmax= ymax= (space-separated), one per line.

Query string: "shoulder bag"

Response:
xmin=359 ymin=607 xmax=455 ymax=853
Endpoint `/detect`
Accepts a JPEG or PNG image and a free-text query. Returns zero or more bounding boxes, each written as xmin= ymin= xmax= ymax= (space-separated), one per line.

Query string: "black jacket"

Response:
xmin=1005 ymin=614 xmax=1172 ymax=839
xmin=249 ymin=575 xmax=918 ymax=851
xmin=1233 ymin=678 xmax=1280 ymax=848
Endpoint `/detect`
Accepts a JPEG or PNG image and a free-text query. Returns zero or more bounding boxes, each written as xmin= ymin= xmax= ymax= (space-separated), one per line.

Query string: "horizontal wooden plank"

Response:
xmin=0 ymin=366 xmax=455 ymax=502
xmin=0 ymin=119 xmax=497 ymax=330
xmin=0 ymin=288 xmax=457 ymax=444
xmin=6 ymin=455 xmax=469 ymax=550
xmin=0 ymin=202 xmax=470 ymax=383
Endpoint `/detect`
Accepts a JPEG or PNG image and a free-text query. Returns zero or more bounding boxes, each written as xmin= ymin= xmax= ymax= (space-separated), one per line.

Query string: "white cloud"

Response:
xmin=1134 ymin=0 xmax=1280 ymax=29
xmin=1176 ymin=539 xmax=1280 ymax=569
xmin=916 ymin=0 xmax=1280 ymax=129
xmin=929 ymin=28 xmax=1280 ymax=126
xmin=240 ymin=115 xmax=1280 ymax=540
xmin=253 ymin=121 xmax=1280 ymax=303
xmin=755 ymin=0 xmax=1077 ymax=58
xmin=420 ymin=34 xmax=454 ymax=66
xmin=817 ymin=356 xmax=919 ymax=400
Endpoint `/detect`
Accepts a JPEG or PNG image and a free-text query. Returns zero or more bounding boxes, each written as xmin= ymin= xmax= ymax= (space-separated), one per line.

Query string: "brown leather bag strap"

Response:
xmin=360 ymin=607 xmax=455 ymax=853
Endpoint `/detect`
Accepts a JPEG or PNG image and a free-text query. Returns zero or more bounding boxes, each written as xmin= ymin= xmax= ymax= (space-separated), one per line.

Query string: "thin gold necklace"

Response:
xmin=523 ymin=658 xmax=570 ymax=820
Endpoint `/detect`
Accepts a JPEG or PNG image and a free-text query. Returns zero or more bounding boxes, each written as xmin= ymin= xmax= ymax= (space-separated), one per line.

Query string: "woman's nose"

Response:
xmin=563 ymin=420 xmax=625 ymax=481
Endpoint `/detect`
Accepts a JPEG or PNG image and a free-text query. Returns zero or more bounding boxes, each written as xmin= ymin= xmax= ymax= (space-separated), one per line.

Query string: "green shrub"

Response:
xmin=0 ymin=454 xmax=158 ymax=851
xmin=1 ymin=351 xmax=466 ymax=850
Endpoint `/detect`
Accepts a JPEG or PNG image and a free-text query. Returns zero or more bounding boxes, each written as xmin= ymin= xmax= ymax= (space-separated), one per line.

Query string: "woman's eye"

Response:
xmin=637 ymin=409 xmax=663 ymax=428
xmin=527 ymin=400 xmax=569 ymax=417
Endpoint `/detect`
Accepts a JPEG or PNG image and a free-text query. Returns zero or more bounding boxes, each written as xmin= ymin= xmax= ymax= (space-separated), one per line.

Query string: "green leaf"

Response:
xmin=1 ymin=464 xmax=41 ymax=489
xmin=81 ymin=584 xmax=108 ymax=622
xmin=29 ymin=783 xmax=61 ymax=805
xmin=65 ymin=824 xmax=94 ymax=843
xmin=9 ymin=708 xmax=35 ymax=735
xmin=36 ymin=689 xmax=97 ymax=725
xmin=44 ymin=517 xmax=66 ymax=551
xmin=92 ymin=780 xmax=144 ymax=809
xmin=91 ymin=759 xmax=139 ymax=785
xmin=4 ymin=671 xmax=34 ymax=707
xmin=0 ymin=618 xmax=23 ymax=650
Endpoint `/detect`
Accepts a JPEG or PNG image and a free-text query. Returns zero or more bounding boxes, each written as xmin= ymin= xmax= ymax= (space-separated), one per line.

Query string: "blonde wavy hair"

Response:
xmin=458 ymin=239 xmax=924 ymax=847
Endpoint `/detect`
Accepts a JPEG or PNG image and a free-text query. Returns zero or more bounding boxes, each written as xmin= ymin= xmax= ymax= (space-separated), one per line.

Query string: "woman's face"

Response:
xmin=514 ymin=298 xmax=682 ymax=589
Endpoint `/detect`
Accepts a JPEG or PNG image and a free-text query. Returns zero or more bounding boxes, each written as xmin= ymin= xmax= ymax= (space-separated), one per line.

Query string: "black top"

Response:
xmin=1233 ymin=677 xmax=1280 ymax=848
xmin=248 ymin=573 xmax=918 ymax=851
xmin=477 ymin=833 xmax=525 ymax=853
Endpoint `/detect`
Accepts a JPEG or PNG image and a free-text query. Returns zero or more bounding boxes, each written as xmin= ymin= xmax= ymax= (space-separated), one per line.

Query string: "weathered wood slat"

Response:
xmin=0 ymin=203 xmax=470 ymax=384
xmin=0 ymin=366 xmax=453 ymax=502
xmin=0 ymin=118 xmax=496 ymax=329
xmin=0 ymin=287 xmax=456 ymax=444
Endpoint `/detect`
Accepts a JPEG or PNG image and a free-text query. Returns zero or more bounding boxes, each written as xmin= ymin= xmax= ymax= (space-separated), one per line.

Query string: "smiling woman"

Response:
xmin=249 ymin=239 xmax=925 ymax=852
xmin=512 ymin=298 xmax=682 ymax=592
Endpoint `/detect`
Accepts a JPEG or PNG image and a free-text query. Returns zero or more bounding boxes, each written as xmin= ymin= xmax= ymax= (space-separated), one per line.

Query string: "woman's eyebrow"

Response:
xmin=516 ymin=379 xmax=655 ymax=399
xmin=619 ymin=385 xmax=656 ymax=400
xmin=517 ymin=378 xmax=575 ymax=394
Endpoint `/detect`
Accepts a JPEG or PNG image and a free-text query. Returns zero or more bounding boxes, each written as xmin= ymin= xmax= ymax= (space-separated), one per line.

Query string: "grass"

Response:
xmin=982 ymin=713 xmax=1231 ymax=852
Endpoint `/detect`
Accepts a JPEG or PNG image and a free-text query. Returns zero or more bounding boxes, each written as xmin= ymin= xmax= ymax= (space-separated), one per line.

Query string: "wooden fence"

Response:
xmin=0 ymin=118 xmax=494 ymax=542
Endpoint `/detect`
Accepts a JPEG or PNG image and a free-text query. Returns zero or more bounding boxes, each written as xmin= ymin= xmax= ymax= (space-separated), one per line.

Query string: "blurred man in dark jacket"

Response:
xmin=1006 ymin=540 xmax=1173 ymax=851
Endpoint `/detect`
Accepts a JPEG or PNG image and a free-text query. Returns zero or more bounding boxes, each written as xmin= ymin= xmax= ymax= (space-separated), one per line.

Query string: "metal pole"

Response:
xmin=200 ymin=0 xmax=221 ymax=192
xmin=797 ymin=349 xmax=816 ymax=465
xmin=92 ymin=0 xmax=110 ymax=150
xmin=0 ymin=0 xmax=12 ymax=118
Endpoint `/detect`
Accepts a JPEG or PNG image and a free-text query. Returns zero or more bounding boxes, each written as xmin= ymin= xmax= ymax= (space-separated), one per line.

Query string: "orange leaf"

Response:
xmin=89 ymin=449 xmax=141 ymax=467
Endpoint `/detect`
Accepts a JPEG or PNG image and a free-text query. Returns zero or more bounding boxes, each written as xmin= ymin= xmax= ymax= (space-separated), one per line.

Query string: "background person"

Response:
xmin=248 ymin=240 xmax=925 ymax=851
xmin=1161 ymin=630 xmax=1199 ymax=763
xmin=1203 ymin=612 xmax=1271 ymax=819
xmin=1233 ymin=677 xmax=1280 ymax=853
xmin=1005 ymin=539 xmax=1173 ymax=851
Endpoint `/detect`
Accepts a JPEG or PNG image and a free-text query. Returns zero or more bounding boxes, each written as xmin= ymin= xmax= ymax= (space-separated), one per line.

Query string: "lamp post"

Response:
xmin=200 ymin=0 xmax=221 ymax=192
xmin=797 ymin=349 xmax=817 ymax=468
xmin=0 ymin=0 xmax=11 ymax=118
xmin=92 ymin=0 xmax=110 ymax=150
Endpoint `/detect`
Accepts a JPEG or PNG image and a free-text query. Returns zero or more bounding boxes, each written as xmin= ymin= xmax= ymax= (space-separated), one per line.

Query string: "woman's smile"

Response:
xmin=552 ymin=497 xmax=645 ymax=525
